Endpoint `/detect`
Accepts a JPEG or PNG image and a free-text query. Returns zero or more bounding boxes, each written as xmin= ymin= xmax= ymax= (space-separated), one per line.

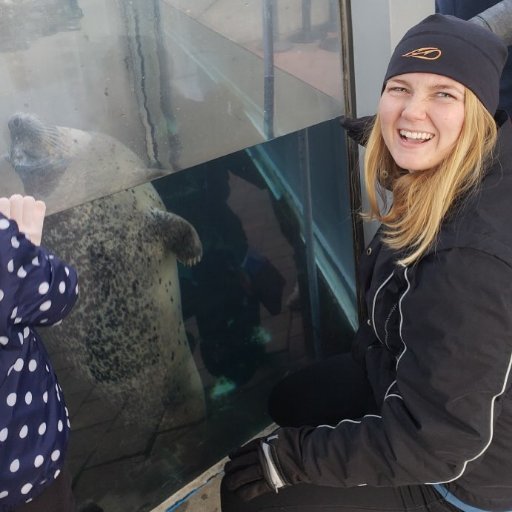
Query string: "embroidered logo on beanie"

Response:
xmin=402 ymin=47 xmax=442 ymax=60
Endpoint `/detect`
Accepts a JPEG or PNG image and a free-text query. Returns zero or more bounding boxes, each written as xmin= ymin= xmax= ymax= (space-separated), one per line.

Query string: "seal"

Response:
xmin=6 ymin=112 xmax=166 ymax=214
xmin=6 ymin=112 xmax=206 ymax=429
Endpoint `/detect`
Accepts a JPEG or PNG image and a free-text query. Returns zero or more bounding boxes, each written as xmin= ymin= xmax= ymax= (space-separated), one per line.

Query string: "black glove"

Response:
xmin=339 ymin=114 xmax=376 ymax=147
xmin=223 ymin=434 xmax=290 ymax=501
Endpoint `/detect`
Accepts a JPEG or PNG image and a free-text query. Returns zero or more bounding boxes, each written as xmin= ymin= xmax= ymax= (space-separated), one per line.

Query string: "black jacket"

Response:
xmin=274 ymin=116 xmax=512 ymax=511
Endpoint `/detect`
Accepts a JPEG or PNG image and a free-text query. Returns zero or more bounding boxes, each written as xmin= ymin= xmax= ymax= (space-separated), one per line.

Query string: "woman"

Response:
xmin=0 ymin=195 xmax=78 ymax=512
xmin=222 ymin=14 xmax=512 ymax=512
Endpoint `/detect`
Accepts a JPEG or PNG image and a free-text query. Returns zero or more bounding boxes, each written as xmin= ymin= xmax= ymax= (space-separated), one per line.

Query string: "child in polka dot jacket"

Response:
xmin=0 ymin=195 xmax=78 ymax=511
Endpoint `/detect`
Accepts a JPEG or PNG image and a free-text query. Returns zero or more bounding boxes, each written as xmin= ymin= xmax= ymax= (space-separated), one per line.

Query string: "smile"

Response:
xmin=399 ymin=130 xmax=434 ymax=142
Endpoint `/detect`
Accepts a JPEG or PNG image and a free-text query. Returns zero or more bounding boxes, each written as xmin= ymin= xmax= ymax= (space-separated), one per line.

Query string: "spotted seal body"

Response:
xmin=7 ymin=112 xmax=205 ymax=428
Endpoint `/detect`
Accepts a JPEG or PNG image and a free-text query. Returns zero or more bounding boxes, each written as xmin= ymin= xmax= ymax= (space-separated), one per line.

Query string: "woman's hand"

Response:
xmin=0 ymin=194 xmax=46 ymax=246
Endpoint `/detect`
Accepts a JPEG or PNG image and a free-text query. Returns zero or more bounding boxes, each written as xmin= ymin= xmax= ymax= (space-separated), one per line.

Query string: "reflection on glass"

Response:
xmin=248 ymin=119 xmax=357 ymax=331
xmin=38 ymin=118 xmax=355 ymax=511
xmin=0 ymin=0 xmax=343 ymax=214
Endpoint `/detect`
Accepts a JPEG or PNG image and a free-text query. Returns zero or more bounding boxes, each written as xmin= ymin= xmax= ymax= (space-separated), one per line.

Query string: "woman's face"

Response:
xmin=378 ymin=72 xmax=465 ymax=173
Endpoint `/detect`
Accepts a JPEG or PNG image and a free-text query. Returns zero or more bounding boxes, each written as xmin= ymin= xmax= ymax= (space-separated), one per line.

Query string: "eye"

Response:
xmin=387 ymin=86 xmax=408 ymax=94
xmin=435 ymin=91 xmax=457 ymax=99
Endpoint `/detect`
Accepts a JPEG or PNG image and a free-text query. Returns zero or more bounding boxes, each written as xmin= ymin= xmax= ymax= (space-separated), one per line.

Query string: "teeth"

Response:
xmin=399 ymin=130 xmax=433 ymax=140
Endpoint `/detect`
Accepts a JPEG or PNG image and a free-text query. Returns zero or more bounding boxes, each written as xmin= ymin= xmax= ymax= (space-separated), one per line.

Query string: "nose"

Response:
xmin=401 ymin=95 xmax=427 ymax=121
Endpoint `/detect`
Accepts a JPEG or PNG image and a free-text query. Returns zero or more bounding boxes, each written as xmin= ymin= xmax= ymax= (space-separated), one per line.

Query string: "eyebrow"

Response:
xmin=387 ymin=78 xmax=464 ymax=94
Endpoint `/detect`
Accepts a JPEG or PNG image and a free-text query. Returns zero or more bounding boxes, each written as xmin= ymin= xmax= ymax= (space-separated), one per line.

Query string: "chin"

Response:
xmin=393 ymin=156 xmax=434 ymax=173
xmin=394 ymin=161 xmax=424 ymax=173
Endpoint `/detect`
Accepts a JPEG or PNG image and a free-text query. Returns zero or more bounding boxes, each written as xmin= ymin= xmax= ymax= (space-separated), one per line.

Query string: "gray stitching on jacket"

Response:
xmin=372 ymin=270 xmax=395 ymax=345
xmin=384 ymin=303 xmax=397 ymax=349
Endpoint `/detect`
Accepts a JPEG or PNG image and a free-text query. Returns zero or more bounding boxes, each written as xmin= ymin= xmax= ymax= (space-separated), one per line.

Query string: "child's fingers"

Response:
xmin=0 ymin=195 xmax=47 ymax=245
xmin=20 ymin=197 xmax=45 ymax=246
xmin=9 ymin=194 xmax=24 ymax=224
xmin=25 ymin=198 xmax=45 ymax=246
xmin=0 ymin=197 xmax=10 ymax=219
xmin=33 ymin=200 xmax=46 ymax=220
xmin=21 ymin=196 xmax=44 ymax=226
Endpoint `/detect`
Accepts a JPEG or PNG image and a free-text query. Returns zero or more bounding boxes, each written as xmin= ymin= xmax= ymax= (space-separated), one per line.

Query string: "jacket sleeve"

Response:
xmin=273 ymin=248 xmax=512 ymax=487
xmin=471 ymin=0 xmax=512 ymax=46
xmin=0 ymin=215 xmax=78 ymax=329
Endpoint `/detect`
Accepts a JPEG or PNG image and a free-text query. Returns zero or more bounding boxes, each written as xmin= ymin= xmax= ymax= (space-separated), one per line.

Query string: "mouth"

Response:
xmin=9 ymin=155 xmax=68 ymax=176
xmin=398 ymin=129 xmax=434 ymax=143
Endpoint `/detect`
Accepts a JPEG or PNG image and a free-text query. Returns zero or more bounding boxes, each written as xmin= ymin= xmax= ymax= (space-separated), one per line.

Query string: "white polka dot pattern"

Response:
xmin=39 ymin=300 xmax=51 ymax=312
xmin=20 ymin=483 xmax=32 ymax=495
xmin=0 ymin=216 xmax=78 ymax=507
xmin=38 ymin=282 xmax=49 ymax=295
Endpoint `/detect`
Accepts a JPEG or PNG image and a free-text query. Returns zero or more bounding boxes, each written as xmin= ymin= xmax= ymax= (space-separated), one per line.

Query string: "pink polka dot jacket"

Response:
xmin=0 ymin=214 xmax=78 ymax=509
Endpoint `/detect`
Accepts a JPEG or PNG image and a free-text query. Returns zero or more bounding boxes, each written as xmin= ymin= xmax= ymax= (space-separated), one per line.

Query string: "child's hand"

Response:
xmin=0 ymin=195 xmax=46 ymax=246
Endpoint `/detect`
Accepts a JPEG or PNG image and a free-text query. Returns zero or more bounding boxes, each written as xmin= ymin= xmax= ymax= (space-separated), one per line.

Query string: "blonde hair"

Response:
xmin=364 ymin=88 xmax=498 ymax=266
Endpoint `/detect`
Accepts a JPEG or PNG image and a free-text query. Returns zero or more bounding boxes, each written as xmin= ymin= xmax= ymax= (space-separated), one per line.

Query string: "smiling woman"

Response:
xmin=365 ymin=15 xmax=500 ymax=266
xmin=221 ymin=13 xmax=512 ymax=512
xmin=365 ymin=84 xmax=497 ymax=266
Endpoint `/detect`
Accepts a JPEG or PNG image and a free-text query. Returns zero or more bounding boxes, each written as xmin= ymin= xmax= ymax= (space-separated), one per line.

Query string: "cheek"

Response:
xmin=439 ymin=108 xmax=465 ymax=146
xmin=378 ymin=105 xmax=396 ymax=142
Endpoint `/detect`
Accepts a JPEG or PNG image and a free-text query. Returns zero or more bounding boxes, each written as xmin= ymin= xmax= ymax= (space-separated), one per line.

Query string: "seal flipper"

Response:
xmin=149 ymin=207 xmax=202 ymax=266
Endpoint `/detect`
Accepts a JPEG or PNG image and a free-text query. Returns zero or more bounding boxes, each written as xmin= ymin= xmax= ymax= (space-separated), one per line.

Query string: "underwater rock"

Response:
xmin=6 ymin=112 xmax=206 ymax=428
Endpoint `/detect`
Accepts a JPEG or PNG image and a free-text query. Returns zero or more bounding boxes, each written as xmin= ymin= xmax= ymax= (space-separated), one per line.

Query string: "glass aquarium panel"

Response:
xmin=0 ymin=0 xmax=344 ymax=215
xmin=247 ymin=119 xmax=357 ymax=331
xmin=39 ymin=117 xmax=356 ymax=511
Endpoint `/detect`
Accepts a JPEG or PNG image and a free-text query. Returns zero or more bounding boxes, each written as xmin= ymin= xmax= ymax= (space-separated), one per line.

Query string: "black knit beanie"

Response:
xmin=383 ymin=14 xmax=508 ymax=114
